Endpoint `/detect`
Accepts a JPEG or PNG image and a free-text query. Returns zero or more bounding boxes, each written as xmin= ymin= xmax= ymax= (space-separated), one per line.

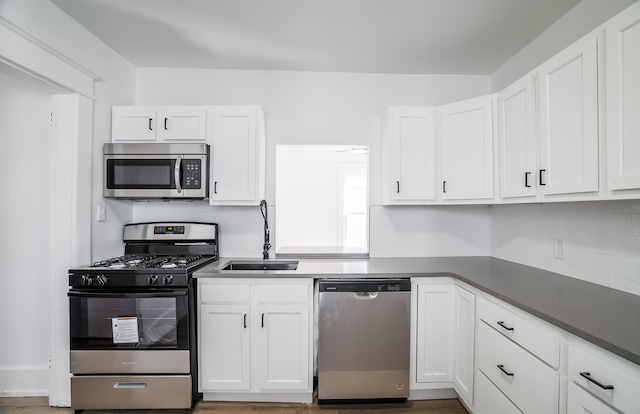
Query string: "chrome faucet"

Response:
xmin=260 ymin=200 xmax=271 ymax=259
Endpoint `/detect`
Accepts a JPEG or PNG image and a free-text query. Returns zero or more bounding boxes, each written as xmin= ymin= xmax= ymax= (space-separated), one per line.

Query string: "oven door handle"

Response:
xmin=68 ymin=290 xmax=188 ymax=298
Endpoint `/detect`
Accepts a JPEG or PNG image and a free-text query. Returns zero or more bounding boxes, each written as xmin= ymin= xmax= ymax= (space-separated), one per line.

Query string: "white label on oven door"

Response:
xmin=111 ymin=317 xmax=139 ymax=344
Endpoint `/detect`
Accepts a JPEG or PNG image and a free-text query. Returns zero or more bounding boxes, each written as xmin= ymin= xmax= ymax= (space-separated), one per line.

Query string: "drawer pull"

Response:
xmin=497 ymin=364 xmax=515 ymax=377
xmin=497 ymin=321 xmax=514 ymax=331
xmin=580 ymin=372 xmax=614 ymax=390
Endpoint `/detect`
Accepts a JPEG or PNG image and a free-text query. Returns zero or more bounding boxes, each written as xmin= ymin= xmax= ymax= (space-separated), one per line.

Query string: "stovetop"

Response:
xmin=68 ymin=254 xmax=217 ymax=288
xmin=69 ymin=221 xmax=219 ymax=288
xmin=90 ymin=253 xmax=212 ymax=270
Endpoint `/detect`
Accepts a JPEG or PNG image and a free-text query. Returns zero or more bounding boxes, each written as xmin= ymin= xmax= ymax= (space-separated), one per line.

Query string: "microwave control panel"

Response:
xmin=183 ymin=159 xmax=201 ymax=189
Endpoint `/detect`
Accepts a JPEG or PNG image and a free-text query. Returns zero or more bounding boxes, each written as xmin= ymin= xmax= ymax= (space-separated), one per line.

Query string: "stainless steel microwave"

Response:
xmin=103 ymin=143 xmax=209 ymax=199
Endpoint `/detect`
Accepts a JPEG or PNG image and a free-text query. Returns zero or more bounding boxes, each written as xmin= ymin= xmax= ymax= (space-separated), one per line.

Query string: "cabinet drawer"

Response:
xmin=477 ymin=321 xmax=559 ymax=414
xmin=477 ymin=296 xmax=560 ymax=368
xmin=256 ymin=283 xmax=310 ymax=303
xmin=475 ymin=370 xmax=521 ymax=414
xmin=569 ymin=343 xmax=640 ymax=413
xmin=567 ymin=382 xmax=618 ymax=414
xmin=200 ymin=283 xmax=250 ymax=303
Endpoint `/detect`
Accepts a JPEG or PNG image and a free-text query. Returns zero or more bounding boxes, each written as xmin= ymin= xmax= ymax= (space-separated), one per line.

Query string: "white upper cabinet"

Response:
xmin=606 ymin=3 xmax=640 ymax=191
xmin=440 ymin=95 xmax=496 ymax=201
xmin=156 ymin=106 xmax=208 ymax=141
xmin=112 ymin=105 xmax=208 ymax=142
xmin=209 ymin=106 xmax=266 ymax=206
xmin=498 ymin=75 xmax=538 ymax=199
xmin=382 ymin=107 xmax=437 ymax=204
xmin=537 ymin=30 xmax=599 ymax=196
xmin=112 ymin=106 xmax=157 ymax=141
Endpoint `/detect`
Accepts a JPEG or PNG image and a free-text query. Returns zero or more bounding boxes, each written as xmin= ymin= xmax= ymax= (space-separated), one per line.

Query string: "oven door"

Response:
xmin=69 ymin=289 xmax=190 ymax=351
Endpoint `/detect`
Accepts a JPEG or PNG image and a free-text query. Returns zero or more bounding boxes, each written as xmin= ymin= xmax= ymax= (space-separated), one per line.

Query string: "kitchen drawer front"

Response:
xmin=477 ymin=296 xmax=560 ymax=368
xmin=569 ymin=343 xmax=640 ymax=413
xmin=477 ymin=320 xmax=559 ymax=414
xmin=567 ymin=382 xmax=618 ymax=414
xmin=199 ymin=282 xmax=250 ymax=303
xmin=257 ymin=282 xmax=311 ymax=303
xmin=71 ymin=375 xmax=191 ymax=409
xmin=475 ymin=370 xmax=522 ymax=414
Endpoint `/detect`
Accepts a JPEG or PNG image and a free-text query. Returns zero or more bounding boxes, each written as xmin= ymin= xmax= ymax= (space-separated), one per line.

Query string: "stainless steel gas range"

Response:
xmin=67 ymin=221 xmax=218 ymax=411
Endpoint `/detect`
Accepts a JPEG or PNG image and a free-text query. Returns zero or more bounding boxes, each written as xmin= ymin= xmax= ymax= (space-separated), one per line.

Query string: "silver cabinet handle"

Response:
xmin=175 ymin=157 xmax=182 ymax=193
xmin=113 ymin=382 xmax=147 ymax=389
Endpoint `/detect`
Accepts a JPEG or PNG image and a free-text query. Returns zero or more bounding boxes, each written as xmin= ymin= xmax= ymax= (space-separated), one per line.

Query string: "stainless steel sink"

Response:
xmin=222 ymin=260 xmax=299 ymax=271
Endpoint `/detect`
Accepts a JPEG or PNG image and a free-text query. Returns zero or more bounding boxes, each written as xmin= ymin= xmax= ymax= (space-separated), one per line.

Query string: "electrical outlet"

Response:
xmin=553 ymin=238 xmax=564 ymax=259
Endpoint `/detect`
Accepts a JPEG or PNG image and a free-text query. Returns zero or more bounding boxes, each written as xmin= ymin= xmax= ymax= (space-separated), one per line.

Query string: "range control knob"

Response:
xmin=147 ymin=275 xmax=159 ymax=286
xmin=96 ymin=274 xmax=109 ymax=286
xmin=162 ymin=275 xmax=174 ymax=286
xmin=81 ymin=275 xmax=94 ymax=286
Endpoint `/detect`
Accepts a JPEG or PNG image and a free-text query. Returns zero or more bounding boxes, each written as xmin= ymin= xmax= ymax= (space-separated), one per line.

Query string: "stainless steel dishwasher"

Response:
xmin=317 ymin=278 xmax=411 ymax=403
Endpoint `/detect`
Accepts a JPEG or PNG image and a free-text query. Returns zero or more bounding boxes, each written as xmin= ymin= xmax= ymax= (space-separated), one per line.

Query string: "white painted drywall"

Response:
xmin=0 ymin=70 xmax=53 ymax=397
xmin=133 ymin=68 xmax=492 ymax=257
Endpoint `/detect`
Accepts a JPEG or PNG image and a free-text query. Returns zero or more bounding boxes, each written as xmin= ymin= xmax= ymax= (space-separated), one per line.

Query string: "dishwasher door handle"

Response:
xmin=353 ymin=291 xmax=379 ymax=299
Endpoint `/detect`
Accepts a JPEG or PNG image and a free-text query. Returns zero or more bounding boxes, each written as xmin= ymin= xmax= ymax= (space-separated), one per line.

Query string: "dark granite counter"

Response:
xmin=196 ymin=256 xmax=640 ymax=366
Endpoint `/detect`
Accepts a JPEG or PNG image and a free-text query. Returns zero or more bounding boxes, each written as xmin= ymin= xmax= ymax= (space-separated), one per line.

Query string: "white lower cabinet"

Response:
xmin=412 ymin=279 xmax=476 ymax=406
xmin=477 ymin=321 xmax=558 ymax=413
xmin=475 ymin=370 xmax=521 ymax=414
xmin=453 ymin=285 xmax=475 ymax=407
xmin=568 ymin=341 xmax=640 ymax=414
xmin=198 ymin=279 xmax=313 ymax=402
xmin=567 ymin=382 xmax=618 ymax=414
xmin=414 ymin=281 xmax=455 ymax=384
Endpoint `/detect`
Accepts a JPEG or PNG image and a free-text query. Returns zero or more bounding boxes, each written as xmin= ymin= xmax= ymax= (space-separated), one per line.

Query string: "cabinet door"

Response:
xmin=606 ymin=4 xmax=640 ymax=190
xmin=210 ymin=106 xmax=265 ymax=205
xmin=156 ymin=106 xmax=208 ymax=141
xmin=498 ymin=75 xmax=538 ymax=199
xmin=567 ymin=382 xmax=618 ymax=414
xmin=440 ymin=95 xmax=495 ymax=200
xmin=537 ymin=31 xmax=599 ymax=195
xmin=383 ymin=107 xmax=437 ymax=203
xmin=111 ymin=106 xmax=157 ymax=141
xmin=253 ymin=304 xmax=310 ymax=391
xmin=415 ymin=284 xmax=454 ymax=383
xmin=199 ymin=304 xmax=251 ymax=391
xmin=453 ymin=286 xmax=475 ymax=406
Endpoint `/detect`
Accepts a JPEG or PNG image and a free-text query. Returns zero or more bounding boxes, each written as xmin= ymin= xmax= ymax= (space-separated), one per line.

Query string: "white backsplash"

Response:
xmin=490 ymin=200 xmax=640 ymax=296
xmin=369 ymin=205 xmax=491 ymax=257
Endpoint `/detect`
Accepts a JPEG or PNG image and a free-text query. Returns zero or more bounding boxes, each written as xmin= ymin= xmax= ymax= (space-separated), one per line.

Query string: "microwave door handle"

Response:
xmin=175 ymin=157 xmax=182 ymax=193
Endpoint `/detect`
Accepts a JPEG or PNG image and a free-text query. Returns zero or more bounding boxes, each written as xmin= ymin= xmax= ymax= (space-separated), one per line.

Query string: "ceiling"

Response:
xmin=51 ymin=0 xmax=582 ymax=75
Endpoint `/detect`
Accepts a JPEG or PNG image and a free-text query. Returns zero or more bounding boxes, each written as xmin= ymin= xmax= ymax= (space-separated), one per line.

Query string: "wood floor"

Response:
xmin=1 ymin=397 xmax=469 ymax=414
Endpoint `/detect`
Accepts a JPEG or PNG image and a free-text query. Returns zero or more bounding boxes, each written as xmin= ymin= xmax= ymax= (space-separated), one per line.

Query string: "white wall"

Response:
xmin=491 ymin=201 xmax=640 ymax=295
xmin=0 ymin=0 xmax=136 ymax=400
xmin=490 ymin=0 xmax=636 ymax=91
xmin=134 ymin=68 xmax=492 ymax=257
xmin=488 ymin=0 xmax=640 ymax=297
xmin=0 ymin=71 xmax=53 ymax=396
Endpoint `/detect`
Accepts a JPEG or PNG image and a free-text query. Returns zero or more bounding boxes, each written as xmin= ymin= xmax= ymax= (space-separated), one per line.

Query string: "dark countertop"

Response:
xmin=196 ymin=256 xmax=640 ymax=367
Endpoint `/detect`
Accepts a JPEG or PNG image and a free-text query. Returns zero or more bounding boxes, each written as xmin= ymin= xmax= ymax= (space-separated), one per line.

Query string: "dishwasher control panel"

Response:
xmin=319 ymin=279 xmax=411 ymax=293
